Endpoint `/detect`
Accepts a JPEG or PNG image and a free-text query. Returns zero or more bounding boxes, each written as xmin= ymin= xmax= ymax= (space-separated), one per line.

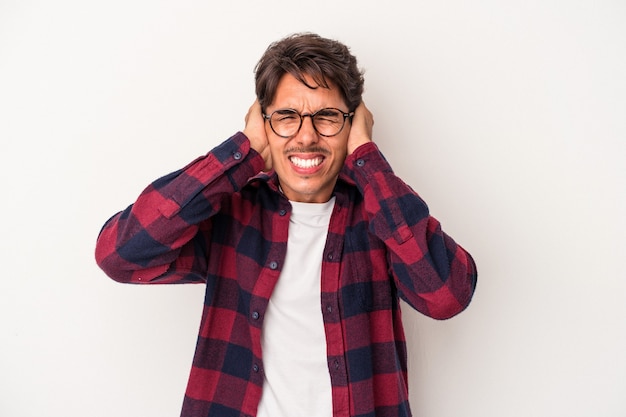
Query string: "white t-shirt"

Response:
xmin=256 ymin=197 xmax=335 ymax=417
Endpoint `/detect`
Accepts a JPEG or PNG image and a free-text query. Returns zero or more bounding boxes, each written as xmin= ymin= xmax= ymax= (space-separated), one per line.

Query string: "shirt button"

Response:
xmin=279 ymin=209 xmax=287 ymax=216
xmin=269 ymin=261 xmax=278 ymax=270
xmin=326 ymin=305 xmax=332 ymax=313
xmin=252 ymin=311 xmax=260 ymax=320
xmin=327 ymin=253 xmax=334 ymax=261
xmin=356 ymin=159 xmax=365 ymax=167
xmin=253 ymin=364 xmax=259 ymax=373
xmin=233 ymin=151 xmax=242 ymax=160
xmin=334 ymin=360 xmax=340 ymax=370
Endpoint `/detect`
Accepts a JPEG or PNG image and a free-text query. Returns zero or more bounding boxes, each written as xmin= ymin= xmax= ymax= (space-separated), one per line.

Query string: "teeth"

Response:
xmin=290 ymin=156 xmax=322 ymax=168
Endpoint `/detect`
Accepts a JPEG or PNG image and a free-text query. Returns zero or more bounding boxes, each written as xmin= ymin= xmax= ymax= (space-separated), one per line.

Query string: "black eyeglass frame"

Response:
xmin=262 ymin=107 xmax=354 ymax=138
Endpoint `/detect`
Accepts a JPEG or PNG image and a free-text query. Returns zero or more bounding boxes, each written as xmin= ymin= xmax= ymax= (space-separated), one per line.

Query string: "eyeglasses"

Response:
xmin=263 ymin=108 xmax=354 ymax=138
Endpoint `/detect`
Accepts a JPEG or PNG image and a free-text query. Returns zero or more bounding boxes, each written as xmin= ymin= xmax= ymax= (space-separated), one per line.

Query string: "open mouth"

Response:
xmin=289 ymin=156 xmax=324 ymax=169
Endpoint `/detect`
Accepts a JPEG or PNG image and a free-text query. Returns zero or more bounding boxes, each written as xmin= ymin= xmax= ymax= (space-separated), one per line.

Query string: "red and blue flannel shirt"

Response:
xmin=95 ymin=132 xmax=477 ymax=417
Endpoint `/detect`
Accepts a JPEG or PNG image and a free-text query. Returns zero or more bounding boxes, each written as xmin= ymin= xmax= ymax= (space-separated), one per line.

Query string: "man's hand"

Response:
xmin=347 ymin=102 xmax=374 ymax=155
xmin=243 ymin=101 xmax=272 ymax=171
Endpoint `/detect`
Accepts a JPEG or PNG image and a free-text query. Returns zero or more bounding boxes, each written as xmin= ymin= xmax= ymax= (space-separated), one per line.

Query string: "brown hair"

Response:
xmin=254 ymin=33 xmax=364 ymax=112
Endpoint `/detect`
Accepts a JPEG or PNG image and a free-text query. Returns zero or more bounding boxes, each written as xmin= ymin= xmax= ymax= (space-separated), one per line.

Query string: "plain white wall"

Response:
xmin=1 ymin=1 xmax=624 ymax=416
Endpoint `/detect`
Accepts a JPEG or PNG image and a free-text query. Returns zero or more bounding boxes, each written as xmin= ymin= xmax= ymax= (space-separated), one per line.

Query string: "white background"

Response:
xmin=1 ymin=1 xmax=624 ymax=416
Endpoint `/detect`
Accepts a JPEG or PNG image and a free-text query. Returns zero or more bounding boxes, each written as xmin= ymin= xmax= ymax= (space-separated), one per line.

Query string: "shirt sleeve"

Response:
xmin=94 ymin=132 xmax=266 ymax=284
xmin=343 ymin=142 xmax=477 ymax=319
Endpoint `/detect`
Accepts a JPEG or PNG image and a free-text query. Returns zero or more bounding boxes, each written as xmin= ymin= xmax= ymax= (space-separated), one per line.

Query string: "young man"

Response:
xmin=96 ymin=33 xmax=477 ymax=417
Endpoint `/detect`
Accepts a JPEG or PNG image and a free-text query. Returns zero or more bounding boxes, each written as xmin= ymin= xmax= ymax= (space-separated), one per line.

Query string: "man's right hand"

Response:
xmin=243 ymin=101 xmax=272 ymax=171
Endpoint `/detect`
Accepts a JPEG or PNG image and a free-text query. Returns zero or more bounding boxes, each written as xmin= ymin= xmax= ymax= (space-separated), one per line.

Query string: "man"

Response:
xmin=96 ymin=32 xmax=477 ymax=417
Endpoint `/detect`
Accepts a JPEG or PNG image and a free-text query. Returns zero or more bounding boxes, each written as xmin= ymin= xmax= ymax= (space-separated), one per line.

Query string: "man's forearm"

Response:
xmin=95 ymin=132 xmax=265 ymax=284
xmin=345 ymin=141 xmax=477 ymax=319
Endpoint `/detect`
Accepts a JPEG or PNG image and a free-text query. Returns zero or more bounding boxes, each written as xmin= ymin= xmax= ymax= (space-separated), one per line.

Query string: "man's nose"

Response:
xmin=295 ymin=116 xmax=319 ymax=145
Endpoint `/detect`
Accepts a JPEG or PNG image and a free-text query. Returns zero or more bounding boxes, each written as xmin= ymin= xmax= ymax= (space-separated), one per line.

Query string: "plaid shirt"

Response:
xmin=95 ymin=132 xmax=477 ymax=417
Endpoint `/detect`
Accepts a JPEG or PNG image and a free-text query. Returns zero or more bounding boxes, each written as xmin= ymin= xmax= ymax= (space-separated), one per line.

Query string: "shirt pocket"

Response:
xmin=342 ymin=230 xmax=396 ymax=313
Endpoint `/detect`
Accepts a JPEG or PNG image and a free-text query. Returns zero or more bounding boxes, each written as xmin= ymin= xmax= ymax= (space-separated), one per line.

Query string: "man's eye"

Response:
xmin=315 ymin=112 xmax=341 ymax=123
xmin=277 ymin=116 xmax=298 ymax=124
xmin=274 ymin=111 xmax=299 ymax=122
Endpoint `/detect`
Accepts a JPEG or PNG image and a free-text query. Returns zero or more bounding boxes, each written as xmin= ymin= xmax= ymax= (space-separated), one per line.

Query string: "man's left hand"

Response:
xmin=347 ymin=102 xmax=374 ymax=155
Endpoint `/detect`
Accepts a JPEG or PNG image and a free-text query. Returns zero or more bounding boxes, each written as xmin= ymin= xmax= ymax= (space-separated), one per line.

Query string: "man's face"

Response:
xmin=265 ymin=73 xmax=350 ymax=203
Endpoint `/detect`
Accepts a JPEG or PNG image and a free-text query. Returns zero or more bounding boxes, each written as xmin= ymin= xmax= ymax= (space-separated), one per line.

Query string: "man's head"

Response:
xmin=254 ymin=33 xmax=364 ymax=114
xmin=253 ymin=33 xmax=365 ymax=203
